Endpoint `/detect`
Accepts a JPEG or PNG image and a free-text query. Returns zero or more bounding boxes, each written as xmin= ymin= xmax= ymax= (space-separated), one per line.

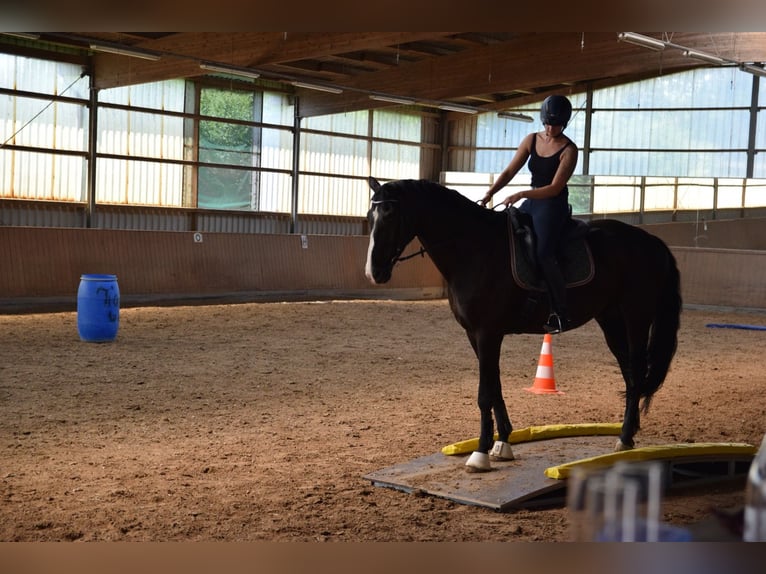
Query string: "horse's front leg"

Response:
xmin=489 ymin=399 xmax=515 ymax=461
xmin=465 ymin=332 xmax=514 ymax=472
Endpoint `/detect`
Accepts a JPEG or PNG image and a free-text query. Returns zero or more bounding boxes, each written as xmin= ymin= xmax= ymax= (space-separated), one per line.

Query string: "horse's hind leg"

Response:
xmin=596 ymin=312 xmax=649 ymax=451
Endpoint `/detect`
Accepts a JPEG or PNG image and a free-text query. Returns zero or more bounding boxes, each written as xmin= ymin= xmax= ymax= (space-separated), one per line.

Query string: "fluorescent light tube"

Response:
xmin=683 ymin=49 xmax=728 ymax=65
xmin=497 ymin=111 xmax=534 ymax=123
xmin=291 ymin=81 xmax=343 ymax=94
xmin=89 ymin=44 xmax=161 ymax=61
xmin=369 ymin=95 xmax=415 ymax=105
xmin=438 ymin=104 xmax=478 ymax=114
xmin=199 ymin=63 xmax=260 ymax=79
xmin=617 ymin=32 xmax=666 ymax=51
xmin=741 ymin=63 xmax=766 ymax=78
xmin=2 ymin=33 xmax=40 ymax=40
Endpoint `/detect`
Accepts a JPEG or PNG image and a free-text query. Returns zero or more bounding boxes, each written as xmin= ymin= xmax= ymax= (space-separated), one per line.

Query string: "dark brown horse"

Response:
xmin=364 ymin=177 xmax=681 ymax=471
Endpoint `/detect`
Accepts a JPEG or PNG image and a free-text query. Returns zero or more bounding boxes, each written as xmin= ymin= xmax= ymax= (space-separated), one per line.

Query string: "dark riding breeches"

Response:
xmin=519 ymin=193 xmax=569 ymax=316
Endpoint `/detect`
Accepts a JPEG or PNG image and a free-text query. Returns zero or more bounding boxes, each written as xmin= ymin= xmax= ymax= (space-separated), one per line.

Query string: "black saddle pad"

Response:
xmin=507 ymin=211 xmax=595 ymax=292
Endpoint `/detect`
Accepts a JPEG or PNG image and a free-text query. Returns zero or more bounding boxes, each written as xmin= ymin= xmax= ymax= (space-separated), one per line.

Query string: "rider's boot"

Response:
xmin=540 ymin=259 xmax=570 ymax=334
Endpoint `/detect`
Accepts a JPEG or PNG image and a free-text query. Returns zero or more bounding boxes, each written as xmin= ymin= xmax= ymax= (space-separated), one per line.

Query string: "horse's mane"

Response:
xmin=393 ymin=179 xmax=498 ymax=222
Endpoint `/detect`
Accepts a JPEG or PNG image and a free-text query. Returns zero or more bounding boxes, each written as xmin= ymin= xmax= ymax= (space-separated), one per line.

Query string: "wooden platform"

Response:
xmin=364 ymin=432 xmax=756 ymax=511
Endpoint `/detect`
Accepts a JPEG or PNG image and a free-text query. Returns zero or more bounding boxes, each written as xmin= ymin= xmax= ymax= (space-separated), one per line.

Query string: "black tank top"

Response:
xmin=528 ymin=133 xmax=574 ymax=190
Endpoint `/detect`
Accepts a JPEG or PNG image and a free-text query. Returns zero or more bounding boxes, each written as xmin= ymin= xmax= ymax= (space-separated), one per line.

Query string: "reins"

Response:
xmin=370 ymin=196 xmax=506 ymax=266
xmin=370 ymin=197 xmax=488 ymax=266
xmin=395 ymin=246 xmax=427 ymax=262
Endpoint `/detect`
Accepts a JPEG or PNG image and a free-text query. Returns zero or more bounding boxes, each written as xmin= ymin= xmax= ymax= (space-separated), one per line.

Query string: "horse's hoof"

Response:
xmin=614 ymin=439 xmax=634 ymax=452
xmin=465 ymin=451 xmax=492 ymax=472
xmin=489 ymin=440 xmax=515 ymax=461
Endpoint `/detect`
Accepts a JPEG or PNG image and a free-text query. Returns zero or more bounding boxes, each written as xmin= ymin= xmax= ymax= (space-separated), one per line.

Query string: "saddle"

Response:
xmin=506 ymin=206 xmax=595 ymax=292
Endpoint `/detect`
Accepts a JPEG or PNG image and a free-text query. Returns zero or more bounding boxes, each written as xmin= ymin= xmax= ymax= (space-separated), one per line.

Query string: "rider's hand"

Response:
xmin=502 ymin=192 xmax=525 ymax=207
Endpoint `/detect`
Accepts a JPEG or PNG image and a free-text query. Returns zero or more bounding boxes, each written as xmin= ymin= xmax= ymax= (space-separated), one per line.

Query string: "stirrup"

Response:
xmin=543 ymin=313 xmax=567 ymax=334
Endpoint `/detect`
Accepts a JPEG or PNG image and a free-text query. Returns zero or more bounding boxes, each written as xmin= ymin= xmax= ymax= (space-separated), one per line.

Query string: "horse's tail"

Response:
xmin=641 ymin=244 xmax=682 ymax=414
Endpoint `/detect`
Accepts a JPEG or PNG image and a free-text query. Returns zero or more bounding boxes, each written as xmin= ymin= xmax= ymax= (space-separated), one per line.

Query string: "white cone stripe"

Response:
xmin=540 ymin=342 xmax=551 ymax=354
xmin=535 ymin=365 xmax=554 ymax=379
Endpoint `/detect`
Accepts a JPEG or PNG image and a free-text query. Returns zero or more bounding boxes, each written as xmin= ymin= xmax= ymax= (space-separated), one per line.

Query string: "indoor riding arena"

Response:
xmin=2 ymin=32 xmax=766 ymax=545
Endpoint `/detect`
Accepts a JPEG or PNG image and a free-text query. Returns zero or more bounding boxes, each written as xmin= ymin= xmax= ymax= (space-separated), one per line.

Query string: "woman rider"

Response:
xmin=480 ymin=95 xmax=578 ymax=334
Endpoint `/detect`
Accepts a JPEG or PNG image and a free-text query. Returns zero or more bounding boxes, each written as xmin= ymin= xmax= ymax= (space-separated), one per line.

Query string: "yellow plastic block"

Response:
xmin=544 ymin=442 xmax=758 ymax=480
xmin=441 ymin=422 xmax=623 ymax=456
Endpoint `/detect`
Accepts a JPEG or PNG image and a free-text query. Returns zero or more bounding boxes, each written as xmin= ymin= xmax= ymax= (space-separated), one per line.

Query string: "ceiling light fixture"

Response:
xmin=89 ymin=43 xmax=161 ymax=61
xmin=199 ymin=63 xmax=261 ymax=80
xmin=291 ymin=81 xmax=343 ymax=94
xmin=683 ymin=49 xmax=729 ymax=66
xmin=617 ymin=32 xmax=666 ymax=51
xmin=741 ymin=63 xmax=766 ymax=78
xmin=2 ymin=32 xmax=40 ymax=40
xmin=438 ymin=104 xmax=479 ymax=114
xmin=369 ymin=95 xmax=415 ymax=105
xmin=497 ymin=111 xmax=534 ymax=123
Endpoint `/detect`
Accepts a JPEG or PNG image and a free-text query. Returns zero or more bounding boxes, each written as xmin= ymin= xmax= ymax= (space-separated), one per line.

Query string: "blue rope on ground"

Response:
xmin=706 ymin=323 xmax=766 ymax=331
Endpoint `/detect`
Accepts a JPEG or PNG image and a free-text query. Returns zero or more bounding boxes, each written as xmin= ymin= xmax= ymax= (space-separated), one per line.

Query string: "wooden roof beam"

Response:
xmin=297 ymin=32 xmax=766 ymax=116
xmin=93 ymin=32 xmax=461 ymax=89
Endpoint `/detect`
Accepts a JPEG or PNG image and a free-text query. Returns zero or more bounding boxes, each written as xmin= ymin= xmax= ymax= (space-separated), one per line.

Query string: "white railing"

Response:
xmin=441 ymin=172 xmax=766 ymax=220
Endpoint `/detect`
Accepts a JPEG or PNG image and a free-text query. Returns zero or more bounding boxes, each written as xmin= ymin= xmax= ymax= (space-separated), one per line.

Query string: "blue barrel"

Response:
xmin=77 ymin=274 xmax=120 ymax=342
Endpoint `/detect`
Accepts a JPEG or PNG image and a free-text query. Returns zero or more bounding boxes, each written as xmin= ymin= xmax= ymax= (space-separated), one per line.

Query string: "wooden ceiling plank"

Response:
xmin=326 ymin=53 xmax=391 ymax=71
xmin=295 ymin=33 xmax=687 ymax=116
xmin=138 ymin=32 xmax=459 ymax=66
xmin=89 ymin=31 xmax=766 ymax=110
xmin=298 ymin=32 xmax=766 ymax=116
xmin=94 ymin=32 xmax=461 ymax=89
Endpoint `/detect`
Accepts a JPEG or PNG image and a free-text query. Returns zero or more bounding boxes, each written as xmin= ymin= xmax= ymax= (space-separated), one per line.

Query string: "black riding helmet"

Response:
xmin=540 ymin=95 xmax=572 ymax=128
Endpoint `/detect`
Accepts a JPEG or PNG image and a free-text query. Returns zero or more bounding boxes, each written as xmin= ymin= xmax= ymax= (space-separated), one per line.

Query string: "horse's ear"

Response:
xmin=368 ymin=177 xmax=381 ymax=192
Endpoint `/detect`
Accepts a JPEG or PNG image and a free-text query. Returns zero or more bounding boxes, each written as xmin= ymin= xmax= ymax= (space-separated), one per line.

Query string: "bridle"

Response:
xmin=370 ymin=196 xmax=508 ymax=268
xmin=369 ymin=198 xmax=427 ymax=264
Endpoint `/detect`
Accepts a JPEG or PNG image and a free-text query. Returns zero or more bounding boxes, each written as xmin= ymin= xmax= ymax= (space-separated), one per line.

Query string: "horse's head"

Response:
xmin=364 ymin=177 xmax=417 ymax=284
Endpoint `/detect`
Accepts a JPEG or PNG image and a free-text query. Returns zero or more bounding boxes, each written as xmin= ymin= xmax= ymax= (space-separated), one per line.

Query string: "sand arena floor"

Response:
xmin=1 ymin=300 xmax=764 ymax=541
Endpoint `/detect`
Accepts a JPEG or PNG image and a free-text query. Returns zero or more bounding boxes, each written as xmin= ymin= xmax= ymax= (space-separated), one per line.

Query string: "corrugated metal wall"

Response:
xmin=0 ymin=200 xmax=367 ymax=234
xmin=672 ymin=247 xmax=766 ymax=309
xmin=0 ymin=227 xmax=444 ymax=311
xmin=446 ymin=115 xmax=477 ymax=172
xmin=0 ymin=199 xmax=85 ymax=227
xmin=646 ymin=217 xmax=766 ymax=250
xmin=4 ymin=225 xmax=766 ymax=312
xmin=1 ymin=58 xmax=437 ymax=221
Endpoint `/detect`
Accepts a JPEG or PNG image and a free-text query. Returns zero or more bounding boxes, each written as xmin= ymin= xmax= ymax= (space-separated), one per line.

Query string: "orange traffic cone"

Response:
xmin=524 ymin=333 xmax=564 ymax=395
